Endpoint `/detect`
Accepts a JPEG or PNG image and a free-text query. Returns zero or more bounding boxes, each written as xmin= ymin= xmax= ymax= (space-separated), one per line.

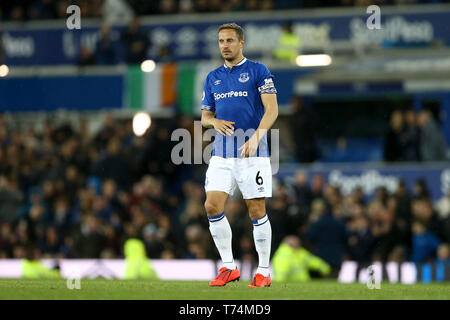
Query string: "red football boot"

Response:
xmin=209 ymin=267 xmax=240 ymax=286
xmin=248 ymin=273 xmax=271 ymax=287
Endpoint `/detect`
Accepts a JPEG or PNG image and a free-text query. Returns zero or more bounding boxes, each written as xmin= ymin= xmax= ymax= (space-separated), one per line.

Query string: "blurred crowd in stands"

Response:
xmin=77 ymin=18 xmax=155 ymax=66
xmin=0 ymin=113 xmax=449 ymax=272
xmin=1 ymin=0 xmax=450 ymax=22
xmin=384 ymin=105 xmax=448 ymax=162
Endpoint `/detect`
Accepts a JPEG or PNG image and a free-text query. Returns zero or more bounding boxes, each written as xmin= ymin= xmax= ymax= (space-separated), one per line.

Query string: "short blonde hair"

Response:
xmin=218 ymin=23 xmax=244 ymax=41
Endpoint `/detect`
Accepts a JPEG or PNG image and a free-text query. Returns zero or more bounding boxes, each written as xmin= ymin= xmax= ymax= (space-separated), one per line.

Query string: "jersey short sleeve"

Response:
xmin=256 ymin=63 xmax=277 ymax=95
xmin=201 ymin=74 xmax=216 ymax=112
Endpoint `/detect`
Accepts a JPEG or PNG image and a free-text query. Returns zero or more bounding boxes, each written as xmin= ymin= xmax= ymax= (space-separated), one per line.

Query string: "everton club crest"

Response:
xmin=238 ymin=72 xmax=250 ymax=83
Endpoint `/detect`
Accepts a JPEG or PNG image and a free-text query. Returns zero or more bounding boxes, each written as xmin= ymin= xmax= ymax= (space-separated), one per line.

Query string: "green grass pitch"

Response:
xmin=0 ymin=279 xmax=448 ymax=300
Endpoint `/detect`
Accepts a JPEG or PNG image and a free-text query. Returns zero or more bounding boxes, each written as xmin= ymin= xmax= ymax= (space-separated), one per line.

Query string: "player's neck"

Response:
xmin=224 ymin=54 xmax=245 ymax=69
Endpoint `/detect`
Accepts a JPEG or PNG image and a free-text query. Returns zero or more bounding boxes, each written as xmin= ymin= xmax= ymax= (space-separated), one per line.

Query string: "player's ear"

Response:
xmin=240 ymin=39 xmax=245 ymax=48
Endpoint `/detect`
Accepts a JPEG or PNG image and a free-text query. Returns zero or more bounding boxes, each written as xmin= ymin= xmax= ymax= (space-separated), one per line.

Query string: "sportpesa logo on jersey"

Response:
xmin=214 ymin=91 xmax=248 ymax=101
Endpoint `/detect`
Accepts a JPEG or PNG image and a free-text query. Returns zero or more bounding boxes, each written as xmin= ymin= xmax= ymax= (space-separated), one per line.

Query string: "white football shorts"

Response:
xmin=204 ymin=156 xmax=272 ymax=199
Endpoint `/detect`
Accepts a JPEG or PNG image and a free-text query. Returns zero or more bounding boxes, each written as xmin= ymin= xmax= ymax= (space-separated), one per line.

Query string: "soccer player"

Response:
xmin=201 ymin=23 xmax=279 ymax=287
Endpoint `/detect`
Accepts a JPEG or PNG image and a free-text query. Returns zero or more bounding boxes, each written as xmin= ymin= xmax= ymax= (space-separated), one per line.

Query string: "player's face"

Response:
xmin=218 ymin=29 xmax=244 ymax=62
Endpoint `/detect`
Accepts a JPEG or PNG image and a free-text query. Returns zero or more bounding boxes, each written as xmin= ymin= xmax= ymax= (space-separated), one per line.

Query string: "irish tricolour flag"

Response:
xmin=126 ymin=61 xmax=219 ymax=115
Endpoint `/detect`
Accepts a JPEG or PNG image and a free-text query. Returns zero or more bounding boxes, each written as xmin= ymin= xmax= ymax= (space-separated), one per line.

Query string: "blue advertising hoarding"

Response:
xmin=0 ymin=74 xmax=124 ymax=111
xmin=1 ymin=6 xmax=450 ymax=66
xmin=277 ymin=163 xmax=450 ymax=202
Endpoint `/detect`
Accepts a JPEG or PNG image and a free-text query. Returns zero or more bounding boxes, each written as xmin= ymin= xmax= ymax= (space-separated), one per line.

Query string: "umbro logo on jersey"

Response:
xmin=214 ymin=80 xmax=221 ymax=85
xmin=214 ymin=91 xmax=248 ymax=100
xmin=238 ymin=72 xmax=249 ymax=83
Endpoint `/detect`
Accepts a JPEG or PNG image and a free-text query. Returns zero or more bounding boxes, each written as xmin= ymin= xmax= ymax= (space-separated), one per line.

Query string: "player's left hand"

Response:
xmin=239 ymin=135 xmax=259 ymax=158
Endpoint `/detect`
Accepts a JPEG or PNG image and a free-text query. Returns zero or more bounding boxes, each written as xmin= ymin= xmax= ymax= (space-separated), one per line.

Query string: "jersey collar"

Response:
xmin=223 ymin=57 xmax=247 ymax=69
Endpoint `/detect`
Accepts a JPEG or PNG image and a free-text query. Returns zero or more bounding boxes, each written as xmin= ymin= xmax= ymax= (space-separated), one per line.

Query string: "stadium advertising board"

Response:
xmin=278 ymin=164 xmax=450 ymax=202
xmin=1 ymin=7 xmax=450 ymax=66
xmin=0 ymin=259 xmax=447 ymax=283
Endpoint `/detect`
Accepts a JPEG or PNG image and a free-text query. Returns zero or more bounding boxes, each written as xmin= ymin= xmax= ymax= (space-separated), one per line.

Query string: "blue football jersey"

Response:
xmin=201 ymin=58 xmax=277 ymax=158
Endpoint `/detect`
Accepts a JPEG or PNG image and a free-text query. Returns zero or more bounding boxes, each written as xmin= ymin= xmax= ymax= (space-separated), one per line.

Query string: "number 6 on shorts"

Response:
xmin=256 ymin=171 xmax=263 ymax=185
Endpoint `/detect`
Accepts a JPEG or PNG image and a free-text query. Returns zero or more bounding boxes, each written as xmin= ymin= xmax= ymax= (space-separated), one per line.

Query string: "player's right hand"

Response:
xmin=212 ymin=119 xmax=235 ymax=136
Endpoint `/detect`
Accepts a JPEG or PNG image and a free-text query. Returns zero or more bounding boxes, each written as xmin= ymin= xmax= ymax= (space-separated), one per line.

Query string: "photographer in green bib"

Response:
xmin=272 ymin=235 xmax=330 ymax=282
xmin=21 ymin=246 xmax=61 ymax=279
xmin=124 ymin=238 xmax=158 ymax=280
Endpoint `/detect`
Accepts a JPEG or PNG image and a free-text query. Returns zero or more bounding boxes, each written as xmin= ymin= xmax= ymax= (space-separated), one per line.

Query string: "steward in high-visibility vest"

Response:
xmin=272 ymin=235 xmax=330 ymax=282
xmin=273 ymin=21 xmax=301 ymax=63
xmin=124 ymin=238 xmax=158 ymax=280
xmin=21 ymin=259 xmax=61 ymax=279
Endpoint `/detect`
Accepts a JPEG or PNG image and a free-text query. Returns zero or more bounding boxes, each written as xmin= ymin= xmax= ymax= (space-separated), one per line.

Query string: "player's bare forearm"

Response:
xmin=239 ymin=93 xmax=278 ymax=157
xmin=201 ymin=110 xmax=217 ymax=128
xmin=256 ymin=93 xmax=279 ymax=141
xmin=201 ymin=110 xmax=235 ymax=135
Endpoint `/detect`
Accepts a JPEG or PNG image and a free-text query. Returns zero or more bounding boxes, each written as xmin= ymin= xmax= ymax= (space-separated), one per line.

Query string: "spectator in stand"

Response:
xmin=179 ymin=0 xmax=194 ymax=13
xmin=193 ymin=0 xmax=209 ymax=13
xmin=0 ymin=175 xmax=24 ymax=224
xmin=292 ymin=170 xmax=313 ymax=214
xmin=71 ymin=214 xmax=106 ymax=258
xmin=411 ymin=220 xmax=441 ymax=264
xmin=102 ymin=0 xmax=134 ymax=25
xmin=384 ymin=110 xmax=406 ymax=162
xmin=0 ymin=222 xmax=15 ymax=257
xmin=403 ymin=109 xmax=421 ymax=161
xmin=77 ymin=46 xmax=96 ymax=67
xmin=0 ymin=32 xmax=4 ymax=65
xmin=413 ymin=178 xmax=430 ymax=200
xmin=267 ymin=184 xmax=293 ymax=247
xmin=92 ymin=138 xmax=132 ymax=189
xmin=9 ymin=5 xmax=25 ymax=21
xmin=155 ymin=45 xmax=173 ymax=63
xmin=436 ymin=190 xmax=450 ymax=221
xmin=306 ymin=198 xmax=348 ymax=272
xmin=394 ymin=180 xmax=413 ymax=226
xmin=260 ymin=0 xmax=274 ymax=11
xmin=436 ymin=243 xmax=450 ymax=265
xmin=27 ymin=0 xmax=56 ymax=20
xmin=55 ymin=1 xmax=70 ymax=19
xmin=411 ymin=197 xmax=443 ymax=240
xmin=346 ymin=215 xmax=374 ymax=264
xmin=368 ymin=199 xmax=402 ymax=262
xmin=288 ymin=96 xmax=318 ymax=163
xmin=245 ymin=0 xmax=259 ymax=10
xmin=95 ymin=24 xmax=120 ymax=65
xmin=120 ymin=17 xmax=151 ymax=65
xmin=159 ymin=0 xmax=178 ymax=14
xmin=310 ymin=174 xmax=325 ymax=201
xmin=222 ymin=0 xmax=244 ymax=11
xmin=417 ymin=109 xmax=448 ymax=162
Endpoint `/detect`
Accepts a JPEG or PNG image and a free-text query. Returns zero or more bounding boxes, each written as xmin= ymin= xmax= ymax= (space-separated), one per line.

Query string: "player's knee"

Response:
xmin=248 ymin=208 xmax=265 ymax=221
xmin=247 ymin=202 xmax=266 ymax=220
xmin=204 ymin=200 xmax=222 ymax=216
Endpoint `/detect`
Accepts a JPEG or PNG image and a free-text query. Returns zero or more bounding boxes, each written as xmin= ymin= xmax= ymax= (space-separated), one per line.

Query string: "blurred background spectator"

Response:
xmin=77 ymin=46 xmax=96 ymax=66
xmin=288 ymin=96 xmax=319 ymax=163
xmin=102 ymin=0 xmax=134 ymax=25
xmin=0 ymin=114 xmax=448 ymax=272
xmin=1 ymin=1 xmax=450 ymax=21
xmin=95 ymin=24 xmax=121 ymax=65
xmin=384 ymin=110 xmax=407 ymax=162
xmin=0 ymin=32 xmax=4 ymax=65
xmin=120 ymin=17 xmax=151 ymax=65
xmin=417 ymin=109 xmax=448 ymax=162
xmin=273 ymin=21 xmax=301 ymax=63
